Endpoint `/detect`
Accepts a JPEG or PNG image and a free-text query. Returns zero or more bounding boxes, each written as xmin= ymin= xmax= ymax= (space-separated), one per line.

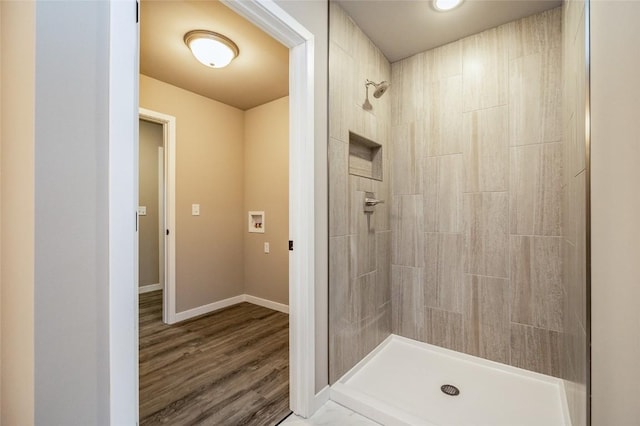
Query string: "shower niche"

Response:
xmin=348 ymin=131 xmax=382 ymax=181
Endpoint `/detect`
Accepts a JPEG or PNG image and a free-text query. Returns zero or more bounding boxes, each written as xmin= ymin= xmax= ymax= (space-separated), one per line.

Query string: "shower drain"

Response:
xmin=440 ymin=384 xmax=460 ymax=396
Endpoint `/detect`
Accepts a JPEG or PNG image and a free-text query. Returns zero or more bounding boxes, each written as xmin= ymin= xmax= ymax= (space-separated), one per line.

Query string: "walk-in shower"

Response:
xmin=328 ymin=1 xmax=590 ymax=425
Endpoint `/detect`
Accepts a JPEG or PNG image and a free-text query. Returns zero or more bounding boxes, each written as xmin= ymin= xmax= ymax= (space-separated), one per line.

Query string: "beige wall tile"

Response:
xmin=376 ymin=231 xmax=392 ymax=308
xmin=464 ymin=192 xmax=509 ymax=278
xmin=562 ymin=176 xmax=577 ymax=245
xmin=562 ymin=239 xmax=578 ymax=332
xmin=423 ymin=157 xmax=438 ymax=232
xmin=349 ymin=177 xmax=372 ymax=236
xmin=425 ymin=76 xmax=463 ymax=156
xmin=392 ymin=122 xmax=424 ymax=195
xmin=391 ymin=54 xmax=424 ymax=126
xmin=426 ymin=309 xmax=463 ymax=351
xmin=329 ymin=138 xmax=349 ymax=237
xmin=329 ymin=236 xmax=350 ymax=328
xmin=573 ymin=16 xmax=587 ymax=176
xmin=352 ymin=272 xmax=378 ymax=321
xmin=329 ymin=2 xmax=357 ymax=57
xmin=510 ymin=323 xmax=562 ymax=377
xmin=349 ymin=216 xmax=377 ymax=279
xmin=463 ymin=106 xmax=509 ymax=192
xmin=425 ymin=40 xmax=463 ymax=80
xmin=463 ymin=275 xmax=510 ymax=363
xmin=509 ymin=7 xmax=562 ymax=59
xmin=392 ymin=265 xmax=426 ymax=341
xmin=511 ymin=235 xmax=563 ymax=332
xmin=462 ymin=26 xmax=509 ymax=112
xmin=509 ymin=47 xmax=562 ymax=146
xmin=392 ymin=195 xmax=424 ymax=267
xmin=424 ymin=233 xmax=464 ymax=313
xmin=329 ymin=42 xmax=355 ymax=143
xmin=436 ymin=154 xmax=464 ymax=233
xmin=376 ymin=153 xmax=392 ymax=232
xmin=424 ymin=154 xmax=464 ymax=234
xmin=510 ymin=143 xmax=562 ymax=236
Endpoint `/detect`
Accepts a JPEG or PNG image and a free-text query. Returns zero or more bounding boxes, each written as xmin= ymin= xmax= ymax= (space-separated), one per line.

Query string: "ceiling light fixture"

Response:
xmin=433 ymin=0 xmax=463 ymax=12
xmin=184 ymin=30 xmax=239 ymax=69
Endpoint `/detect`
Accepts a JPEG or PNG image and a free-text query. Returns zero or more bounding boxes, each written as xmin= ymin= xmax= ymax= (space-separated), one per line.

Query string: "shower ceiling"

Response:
xmin=335 ymin=0 xmax=562 ymax=62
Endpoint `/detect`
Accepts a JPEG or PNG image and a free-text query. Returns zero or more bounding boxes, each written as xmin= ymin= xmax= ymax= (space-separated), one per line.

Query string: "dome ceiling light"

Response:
xmin=184 ymin=30 xmax=239 ymax=69
xmin=433 ymin=0 xmax=464 ymax=12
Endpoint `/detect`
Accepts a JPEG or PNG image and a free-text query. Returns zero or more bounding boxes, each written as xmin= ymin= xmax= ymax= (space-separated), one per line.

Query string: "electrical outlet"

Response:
xmin=192 ymin=204 xmax=200 ymax=216
xmin=264 ymin=242 xmax=270 ymax=254
xmin=138 ymin=206 xmax=147 ymax=216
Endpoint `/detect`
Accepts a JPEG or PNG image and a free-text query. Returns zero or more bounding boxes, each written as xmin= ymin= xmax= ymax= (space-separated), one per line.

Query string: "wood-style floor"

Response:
xmin=139 ymin=291 xmax=291 ymax=425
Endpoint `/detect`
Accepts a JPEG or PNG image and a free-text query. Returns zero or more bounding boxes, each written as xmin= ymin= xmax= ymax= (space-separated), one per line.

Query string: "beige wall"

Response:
xmin=141 ymin=75 xmax=290 ymax=311
xmin=140 ymin=74 xmax=245 ymax=312
xmin=592 ymin=1 xmax=640 ymax=423
xmin=138 ymin=119 xmax=163 ymax=287
xmin=244 ymin=97 xmax=289 ymax=304
xmin=1 ymin=1 xmax=35 ymax=423
xmin=328 ymin=2 xmax=392 ymax=383
xmin=561 ymin=1 xmax=588 ymax=424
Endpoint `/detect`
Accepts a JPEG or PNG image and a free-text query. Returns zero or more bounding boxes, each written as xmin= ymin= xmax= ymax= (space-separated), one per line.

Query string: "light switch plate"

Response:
xmin=192 ymin=204 xmax=200 ymax=216
xmin=264 ymin=242 xmax=270 ymax=254
xmin=138 ymin=206 xmax=147 ymax=216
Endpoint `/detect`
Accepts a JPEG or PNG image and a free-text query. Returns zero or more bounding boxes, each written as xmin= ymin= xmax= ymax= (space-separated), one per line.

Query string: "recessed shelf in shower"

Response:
xmin=348 ymin=131 xmax=382 ymax=181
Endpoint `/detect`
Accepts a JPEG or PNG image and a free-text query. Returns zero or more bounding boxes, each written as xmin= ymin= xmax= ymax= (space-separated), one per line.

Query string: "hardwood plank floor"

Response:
xmin=139 ymin=291 xmax=291 ymax=425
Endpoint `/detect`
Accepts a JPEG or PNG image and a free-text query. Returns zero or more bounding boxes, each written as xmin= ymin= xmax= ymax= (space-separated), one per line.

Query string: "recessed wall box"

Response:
xmin=248 ymin=211 xmax=265 ymax=233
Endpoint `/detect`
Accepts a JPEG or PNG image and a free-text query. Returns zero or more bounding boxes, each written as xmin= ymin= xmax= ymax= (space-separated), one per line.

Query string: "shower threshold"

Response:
xmin=331 ymin=335 xmax=571 ymax=426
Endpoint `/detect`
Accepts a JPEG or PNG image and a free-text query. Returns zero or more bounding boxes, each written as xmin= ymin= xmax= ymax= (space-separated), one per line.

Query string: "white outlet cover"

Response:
xmin=192 ymin=204 xmax=200 ymax=216
xmin=138 ymin=206 xmax=147 ymax=216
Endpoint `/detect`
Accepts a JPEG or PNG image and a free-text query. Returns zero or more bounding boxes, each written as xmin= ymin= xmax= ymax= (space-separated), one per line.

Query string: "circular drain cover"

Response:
xmin=441 ymin=384 xmax=460 ymax=396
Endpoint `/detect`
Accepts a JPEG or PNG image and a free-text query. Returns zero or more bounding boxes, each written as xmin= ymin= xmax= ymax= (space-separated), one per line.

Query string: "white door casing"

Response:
xmin=139 ymin=108 xmax=177 ymax=325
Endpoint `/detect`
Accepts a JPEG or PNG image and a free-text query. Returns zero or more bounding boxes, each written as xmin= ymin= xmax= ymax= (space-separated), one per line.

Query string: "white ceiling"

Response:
xmin=140 ymin=0 xmax=289 ymax=111
xmin=336 ymin=0 xmax=562 ymax=63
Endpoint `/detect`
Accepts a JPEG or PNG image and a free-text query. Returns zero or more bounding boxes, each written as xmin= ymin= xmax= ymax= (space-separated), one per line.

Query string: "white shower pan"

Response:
xmin=331 ymin=335 xmax=571 ymax=426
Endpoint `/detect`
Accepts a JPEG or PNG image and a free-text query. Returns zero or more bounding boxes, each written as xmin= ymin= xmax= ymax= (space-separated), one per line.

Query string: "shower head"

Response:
xmin=366 ymin=79 xmax=390 ymax=98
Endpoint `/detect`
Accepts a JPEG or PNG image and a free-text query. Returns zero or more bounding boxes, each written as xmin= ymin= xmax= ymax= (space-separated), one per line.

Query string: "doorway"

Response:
xmin=136 ymin=1 xmax=298 ymax=423
xmin=138 ymin=108 xmax=177 ymax=324
xmin=107 ymin=0 xmax=318 ymax=421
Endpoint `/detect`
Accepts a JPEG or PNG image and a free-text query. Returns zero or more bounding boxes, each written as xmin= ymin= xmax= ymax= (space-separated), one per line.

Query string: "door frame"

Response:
xmin=139 ymin=108 xmax=177 ymax=325
xmin=220 ymin=1 xmax=318 ymax=415
xmin=107 ymin=0 xmax=318 ymax=421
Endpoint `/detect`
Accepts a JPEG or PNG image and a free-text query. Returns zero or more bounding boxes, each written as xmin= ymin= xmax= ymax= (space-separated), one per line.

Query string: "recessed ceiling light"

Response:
xmin=184 ymin=30 xmax=239 ymax=69
xmin=433 ymin=0 xmax=464 ymax=12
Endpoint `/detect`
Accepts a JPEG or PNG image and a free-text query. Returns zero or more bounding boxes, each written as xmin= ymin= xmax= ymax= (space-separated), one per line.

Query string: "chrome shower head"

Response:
xmin=366 ymin=79 xmax=390 ymax=98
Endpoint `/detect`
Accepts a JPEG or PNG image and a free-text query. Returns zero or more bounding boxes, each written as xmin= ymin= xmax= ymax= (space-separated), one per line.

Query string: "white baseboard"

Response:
xmin=244 ymin=294 xmax=289 ymax=314
xmin=174 ymin=295 xmax=245 ymax=322
xmin=173 ymin=294 xmax=289 ymax=322
xmin=139 ymin=283 xmax=162 ymax=294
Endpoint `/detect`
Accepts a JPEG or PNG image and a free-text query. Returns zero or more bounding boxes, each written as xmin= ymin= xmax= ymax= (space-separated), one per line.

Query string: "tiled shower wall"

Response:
xmin=561 ymin=1 xmax=588 ymax=425
xmin=328 ymin=4 xmax=590 ymax=401
xmin=328 ymin=3 xmax=392 ymax=383
xmin=389 ymin=9 xmax=565 ymax=375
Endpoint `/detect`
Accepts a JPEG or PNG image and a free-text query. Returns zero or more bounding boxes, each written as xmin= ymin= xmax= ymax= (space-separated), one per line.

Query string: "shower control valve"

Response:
xmin=364 ymin=192 xmax=385 ymax=213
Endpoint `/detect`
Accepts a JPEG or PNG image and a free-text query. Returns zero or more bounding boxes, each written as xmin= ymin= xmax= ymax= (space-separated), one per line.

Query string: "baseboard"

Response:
xmin=139 ymin=283 xmax=162 ymax=294
xmin=173 ymin=294 xmax=290 ymax=322
xmin=244 ymin=294 xmax=289 ymax=314
xmin=174 ymin=295 xmax=245 ymax=322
